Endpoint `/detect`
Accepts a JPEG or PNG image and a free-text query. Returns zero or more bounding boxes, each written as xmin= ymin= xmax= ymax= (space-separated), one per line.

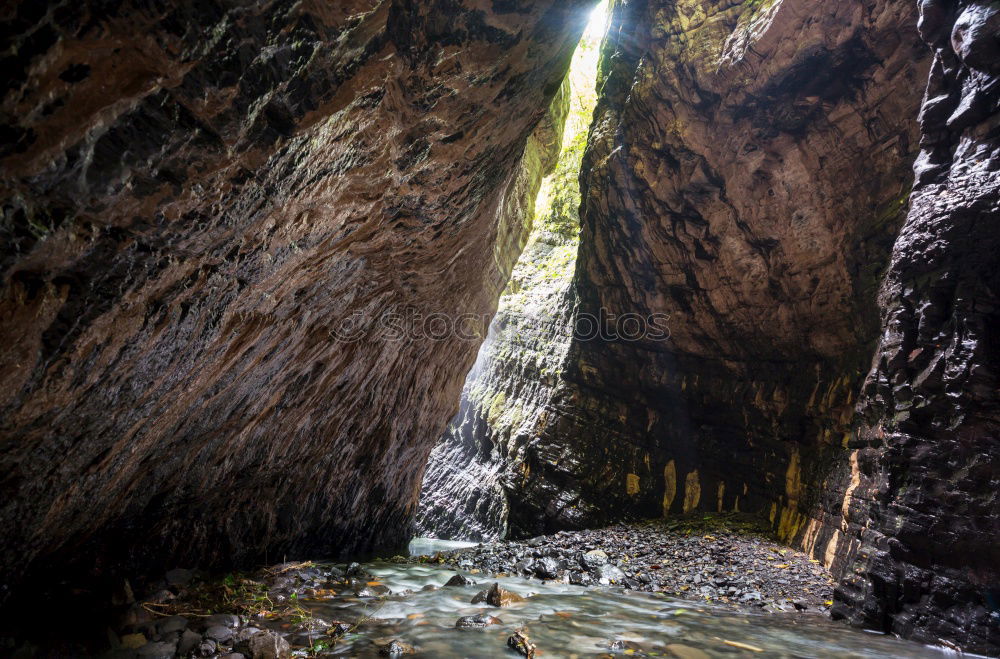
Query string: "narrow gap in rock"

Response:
xmin=413 ymin=1 xmax=610 ymax=546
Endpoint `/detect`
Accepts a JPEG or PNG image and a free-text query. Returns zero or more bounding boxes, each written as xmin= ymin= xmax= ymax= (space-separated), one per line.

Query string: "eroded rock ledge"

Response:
xmin=0 ymin=0 xmax=595 ymax=605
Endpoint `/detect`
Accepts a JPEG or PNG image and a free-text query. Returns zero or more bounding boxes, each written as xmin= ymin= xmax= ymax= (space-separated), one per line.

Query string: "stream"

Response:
xmin=250 ymin=539 xmax=955 ymax=658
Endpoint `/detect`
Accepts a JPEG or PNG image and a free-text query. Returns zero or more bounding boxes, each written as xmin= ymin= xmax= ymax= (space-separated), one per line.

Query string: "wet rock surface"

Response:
xmin=421 ymin=515 xmax=837 ymax=614
xmin=0 ymin=545 xmax=947 ymax=657
xmin=478 ymin=0 xmax=931 ymax=547
xmin=832 ymin=0 xmax=1000 ymax=654
xmin=0 ymin=0 xmax=594 ymax=611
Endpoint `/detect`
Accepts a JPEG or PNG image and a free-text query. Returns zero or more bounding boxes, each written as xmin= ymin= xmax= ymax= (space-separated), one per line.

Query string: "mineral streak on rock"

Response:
xmin=832 ymin=0 xmax=1000 ymax=653
xmin=500 ymin=0 xmax=931 ymax=548
xmin=0 ymin=0 xmax=596 ymax=603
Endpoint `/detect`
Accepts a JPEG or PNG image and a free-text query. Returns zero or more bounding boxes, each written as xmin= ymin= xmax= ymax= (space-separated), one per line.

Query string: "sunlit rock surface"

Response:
xmin=833 ymin=0 xmax=1000 ymax=652
xmin=505 ymin=0 xmax=929 ymax=542
xmin=0 ymin=0 xmax=595 ymax=602
xmin=413 ymin=80 xmax=574 ymax=542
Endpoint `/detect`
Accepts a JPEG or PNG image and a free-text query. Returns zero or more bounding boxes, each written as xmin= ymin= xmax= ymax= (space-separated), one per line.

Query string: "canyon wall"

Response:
xmin=0 ymin=0 xmax=594 ymax=603
xmin=833 ymin=0 xmax=1000 ymax=652
xmin=506 ymin=0 xmax=930 ymax=543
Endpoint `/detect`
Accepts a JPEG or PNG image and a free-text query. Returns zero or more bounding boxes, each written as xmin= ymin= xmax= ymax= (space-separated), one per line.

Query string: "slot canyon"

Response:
xmin=1 ymin=0 xmax=997 ymax=657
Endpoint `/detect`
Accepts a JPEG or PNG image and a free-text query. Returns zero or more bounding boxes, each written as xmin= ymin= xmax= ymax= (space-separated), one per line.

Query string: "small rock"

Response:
xmin=532 ymin=557 xmax=560 ymax=580
xmin=241 ymin=630 xmax=291 ymax=659
xmin=472 ymin=582 xmax=524 ymax=607
xmin=378 ymin=639 xmax=414 ymax=656
xmin=157 ymin=615 xmax=188 ymax=635
xmin=455 ymin=613 xmax=503 ymax=629
xmin=595 ymin=564 xmax=627 ymax=585
xmin=197 ymin=639 xmax=218 ymax=657
xmin=581 ymin=550 xmax=608 ymax=569
xmin=205 ymin=625 xmax=235 ymax=642
xmin=138 ymin=641 xmax=177 ymax=659
xmin=205 ymin=613 xmax=240 ymax=628
xmin=177 ymin=629 xmax=201 ymax=655
xmin=507 ymin=628 xmax=536 ymax=658
xmin=444 ymin=573 xmax=477 ymax=587
xmin=121 ymin=633 xmax=147 ymax=649
xmin=221 ymin=655 xmax=247 ymax=659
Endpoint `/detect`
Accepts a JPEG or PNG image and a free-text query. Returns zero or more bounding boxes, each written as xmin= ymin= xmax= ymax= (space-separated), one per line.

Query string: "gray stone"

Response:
xmin=137 ymin=641 xmax=176 ymax=659
xmin=241 ymin=631 xmax=291 ymax=659
xmin=205 ymin=625 xmax=235 ymax=642
xmin=177 ymin=629 xmax=201 ymax=656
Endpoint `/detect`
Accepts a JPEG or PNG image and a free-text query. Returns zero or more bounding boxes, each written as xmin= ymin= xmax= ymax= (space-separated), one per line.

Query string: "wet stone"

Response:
xmin=157 ymin=616 xmax=187 ymax=635
xmin=472 ymin=582 xmax=524 ymax=607
xmin=205 ymin=613 xmax=240 ymax=629
xmin=137 ymin=641 xmax=177 ymax=659
xmin=444 ymin=573 xmax=477 ymax=587
xmin=378 ymin=639 xmax=415 ymax=656
xmin=240 ymin=630 xmax=290 ymax=659
xmin=507 ymin=628 xmax=536 ymax=658
xmin=205 ymin=625 xmax=235 ymax=642
xmin=456 ymin=613 xmax=503 ymax=629
xmin=177 ymin=629 xmax=201 ymax=655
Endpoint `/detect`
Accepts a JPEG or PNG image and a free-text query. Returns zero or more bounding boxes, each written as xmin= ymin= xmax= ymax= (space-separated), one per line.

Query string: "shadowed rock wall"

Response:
xmin=832 ymin=0 xmax=1000 ymax=652
xmin=0 ymin=0 xmax=595 ymax=603
xmin=506 ymin=0 xmax=929 ymax=544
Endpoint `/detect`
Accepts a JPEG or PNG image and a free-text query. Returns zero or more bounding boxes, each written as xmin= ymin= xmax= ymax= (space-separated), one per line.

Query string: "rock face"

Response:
xmin=414 ymin=232 xmax=578 ymax=541
xmin=832 ymin=1 xmax=1000 ymax=652
xmin=0 ymin=0 xmax=594 ymax=603
xmin=504 ymin=0 xmax=930 ymax=544
xmin=415 ymin=34 xmax=596 ymax=541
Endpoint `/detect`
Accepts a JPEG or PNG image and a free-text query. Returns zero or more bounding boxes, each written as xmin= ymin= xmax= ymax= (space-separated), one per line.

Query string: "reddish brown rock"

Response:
xmin=499 ymin=0 xmax=930 ymax=543
xmin=0 ymin=0 xmax=594 ymax=603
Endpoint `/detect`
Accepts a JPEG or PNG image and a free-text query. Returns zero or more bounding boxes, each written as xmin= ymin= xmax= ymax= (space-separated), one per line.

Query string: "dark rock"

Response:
xmin=196 ymin=639 xmax=217 ymax=657
xmin=137 ymin=641 xmax=176 ymax=659
xmin=444 ymin=573 xmax=477 ymax=587
xmin=378 ymin=640 xmax=414 ymax=656
xmin=507 ymin=629 xmax=536 ymax=658
xmin=204 ymin=614 xmax=240 ymax=629
xmin=177 ymin=630 xmax=201 ymax=656
xmin=157 ymin=616 xmax=187 ymax=635
xmin=205 ymin=625 xmax=235 ymax=643
xmin=456 ymin=613 xmax=503 ymax=629
xmin=164 ymin=569 xmax=194 ymax=587
xmin=0 ymin=0 xmax=596 ymax=607
xmin=532 ymin=557 xmax=560 ymax=579
xmin=834 ymin=1 xmax=1000 ymax=654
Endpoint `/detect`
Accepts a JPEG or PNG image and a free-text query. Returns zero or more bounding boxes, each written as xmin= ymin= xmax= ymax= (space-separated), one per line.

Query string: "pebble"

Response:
xmin=421 ymin=515 xmax=835 ymax=612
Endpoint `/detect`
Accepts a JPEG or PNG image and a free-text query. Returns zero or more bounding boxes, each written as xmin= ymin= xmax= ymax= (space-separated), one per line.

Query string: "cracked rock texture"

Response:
xmin=504 ymin=0 xmax=929 ymax=549
xmin=0 ymin=0 xmax=593 ymax=604
xmin=832 ymin=0 xmax=1000 ymax=653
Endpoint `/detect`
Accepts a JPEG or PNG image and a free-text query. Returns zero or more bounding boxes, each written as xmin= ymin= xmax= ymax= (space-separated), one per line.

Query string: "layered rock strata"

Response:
xmin=0 ymin=0 xmax=594 ymax=604
xmin=507 ymin=0 xmax=929 ymax=545
xmin=832 ymin=1 xmax=1000 ymax=652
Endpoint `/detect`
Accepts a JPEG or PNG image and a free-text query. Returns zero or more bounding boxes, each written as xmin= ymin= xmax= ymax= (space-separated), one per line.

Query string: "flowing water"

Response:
xmin=265 ymin=540 xmax=954 ymax=658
